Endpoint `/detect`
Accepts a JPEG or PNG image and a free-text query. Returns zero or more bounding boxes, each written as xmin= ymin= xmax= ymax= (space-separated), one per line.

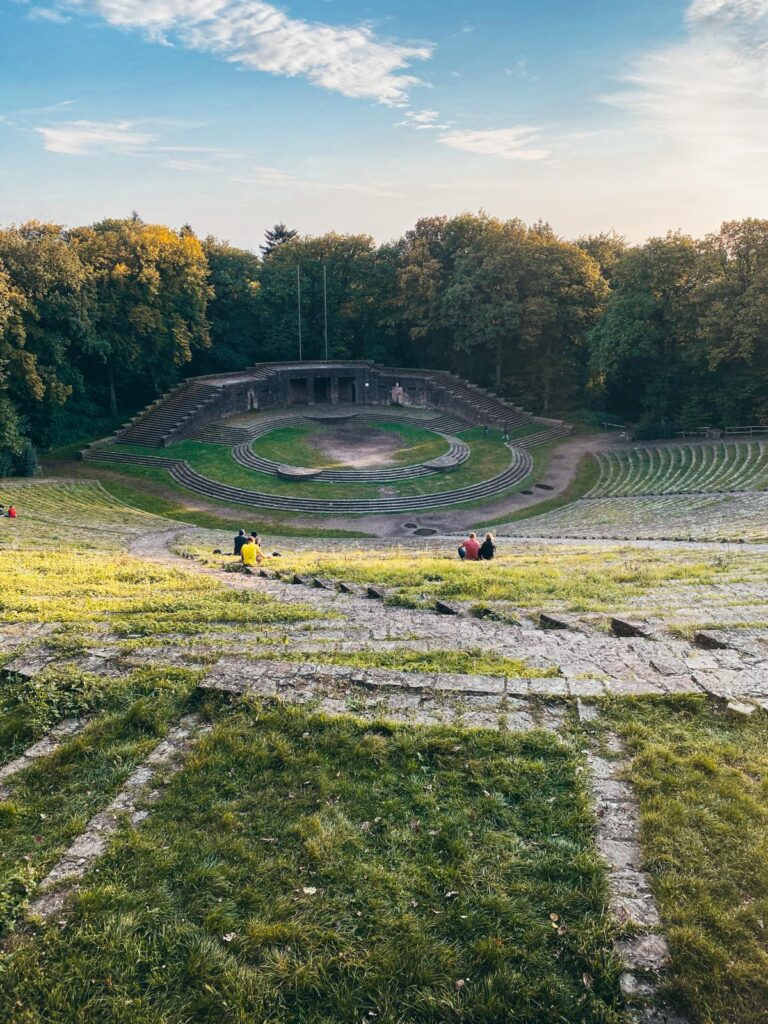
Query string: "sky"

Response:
xmin=1 ymin=0 xmax=767 ymax=249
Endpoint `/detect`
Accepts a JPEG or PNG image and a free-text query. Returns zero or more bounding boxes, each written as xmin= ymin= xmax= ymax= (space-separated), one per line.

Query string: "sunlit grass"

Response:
xmin=610 ymin=698 xmax=768 ymax=1024
xmin=1 ymin=702 xmax=623 ymax=1023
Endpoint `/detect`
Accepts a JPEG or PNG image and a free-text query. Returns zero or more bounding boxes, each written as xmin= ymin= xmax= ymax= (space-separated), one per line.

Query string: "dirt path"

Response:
xmin=313 ymin=433 xmax=610 ymax=537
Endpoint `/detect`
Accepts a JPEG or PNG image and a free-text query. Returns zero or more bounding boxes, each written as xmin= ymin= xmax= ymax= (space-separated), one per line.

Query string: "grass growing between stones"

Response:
xmin=1 ymin=702 xmax=623 ymax=1023
xmin=280 ymin=647 xmax=561 ymax=679
xmin=609 ymin=697 xmax=768 ymax=1024
xmin=268 ymin=545 xmax=731 ymax=614
xmin=0 ymin=666 xmax=201 ymax=934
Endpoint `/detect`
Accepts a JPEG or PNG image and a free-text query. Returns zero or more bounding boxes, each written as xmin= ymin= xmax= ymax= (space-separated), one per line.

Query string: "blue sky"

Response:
xmin=1 ymin=0 xmax=766 ymax=248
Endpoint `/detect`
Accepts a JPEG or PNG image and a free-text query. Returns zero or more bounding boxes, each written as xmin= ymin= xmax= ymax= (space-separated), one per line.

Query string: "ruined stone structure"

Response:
xmin=107 ymin=360 xmax=568 ymax=448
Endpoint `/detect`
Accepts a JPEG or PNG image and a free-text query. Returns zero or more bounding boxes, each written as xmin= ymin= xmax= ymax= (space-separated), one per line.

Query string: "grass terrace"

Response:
xmin=609 ymin=698 xmax=768 ymax=1024
xmin=590 ymin=442 xmax=768 ymax=498
xmin=103 ymin=427 xmax=516 ymax=501
xmin=2 ymin=702 xmax=623 ymax=1023
xmin=245 ymin=542 xmax=763 ymax=618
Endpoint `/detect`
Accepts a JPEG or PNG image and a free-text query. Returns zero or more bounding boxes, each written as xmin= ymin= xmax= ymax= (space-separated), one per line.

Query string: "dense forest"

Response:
xmin=1 ymin=213 xmax=767 ymax=471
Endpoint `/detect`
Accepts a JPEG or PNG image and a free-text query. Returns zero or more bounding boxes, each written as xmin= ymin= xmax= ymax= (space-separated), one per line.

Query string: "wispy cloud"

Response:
xmin=58 ymin=0 xmax=433 ymax=105
xmin=437 ymin=126 xmax=550 ymax=161
xmin=395 ymin=109 xmax=447 ymax=130
xmin=36 ymin=119 xmax=154 ymax=154
xmin=28 ymin=6 xmax=71 ymax=22
xmin=606 ymin=0 xmax=768 ymax=170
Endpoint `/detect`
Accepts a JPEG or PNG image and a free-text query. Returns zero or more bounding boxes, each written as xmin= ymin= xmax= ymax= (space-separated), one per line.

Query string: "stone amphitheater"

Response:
xmin=80 ymin=360 xmax=572 ymax=518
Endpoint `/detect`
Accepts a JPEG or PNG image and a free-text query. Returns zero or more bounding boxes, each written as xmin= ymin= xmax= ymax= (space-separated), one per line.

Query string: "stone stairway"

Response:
xmin=171 ymin=448 xmax=533 ymax=513
xmin=116 ymin=381 xmax=224 ymax=447
xmin=426 ymin=370 xmax=532 ymax=429
xmin=514 ymin=424 xmax=575 ymax=449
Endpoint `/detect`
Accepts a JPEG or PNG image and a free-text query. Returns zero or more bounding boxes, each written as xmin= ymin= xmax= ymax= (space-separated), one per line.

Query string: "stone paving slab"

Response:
xmin=0 ymin=718 xmax=89 ymax=800
xmin=586 ymin=739 xmax=687 ymax=1021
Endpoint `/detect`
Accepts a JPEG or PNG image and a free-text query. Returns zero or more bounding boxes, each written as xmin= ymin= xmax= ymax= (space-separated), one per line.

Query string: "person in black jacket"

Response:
xmin=478 ymin=532 xmax=496 ymax=560
xmin=233 ymin=529 xmax=248 ymax=556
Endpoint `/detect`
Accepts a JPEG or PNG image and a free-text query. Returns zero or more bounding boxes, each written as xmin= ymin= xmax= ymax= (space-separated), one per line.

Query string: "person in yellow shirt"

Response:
xmin=240 ymin=533 xmax=264 ymax=568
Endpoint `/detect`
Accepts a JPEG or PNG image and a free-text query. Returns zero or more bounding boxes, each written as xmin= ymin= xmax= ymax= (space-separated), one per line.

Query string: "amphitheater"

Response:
xmin=79 ymin=360 xmax=571 ymax=521
xmin=3 ymin=365 xmax=768 ymax=1023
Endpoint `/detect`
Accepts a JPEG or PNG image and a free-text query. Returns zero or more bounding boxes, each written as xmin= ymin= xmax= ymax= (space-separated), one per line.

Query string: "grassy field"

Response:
xmin=254 ymin=543 xmax=753 ymax=615
xmin=104 ymin=428 xmax=515 ymax=501
xmin=2 ymin=702 xmax=623 ymax=1024
xmin=609 ymin=699 xmax=768 ymax=1024
xmin=252 ymin=420 xmax=450 ymax=469
xmin=39 ymin=465 xmax=369 ymax=538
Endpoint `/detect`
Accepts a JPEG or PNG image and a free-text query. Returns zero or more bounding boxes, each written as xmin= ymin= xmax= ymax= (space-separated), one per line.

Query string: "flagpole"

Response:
xmin=297 ymin=264 xmax=303 ymax=361
xmin=323 ymin=262 xmax=329 ymax=361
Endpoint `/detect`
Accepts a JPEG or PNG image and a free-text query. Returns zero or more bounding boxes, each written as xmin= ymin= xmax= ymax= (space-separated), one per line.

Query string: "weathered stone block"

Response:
xmin=611 ymin=617 xmax=653 ymax=639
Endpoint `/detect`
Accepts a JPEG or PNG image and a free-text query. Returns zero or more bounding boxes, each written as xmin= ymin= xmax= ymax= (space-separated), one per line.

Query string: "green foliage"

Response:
xmin=2 ymin=213 xmax=768 ymax=457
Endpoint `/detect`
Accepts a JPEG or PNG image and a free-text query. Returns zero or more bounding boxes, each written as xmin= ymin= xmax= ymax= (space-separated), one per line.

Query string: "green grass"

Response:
xmin=100 ymin=429 xmax=514 ymax=501
xmin=609 ymin=698 xmax=768 ymax=1024
xmin=1 ymin=702 xmax=623 ymax=1023
xmin=264 ymin=544 xmax=730 ymax=614
xmin=0 ymin=549 xmax=323 ymax=642
xmin=0 ymin=666 xmax=200 ymax=933
xmin=38 ymin=464 xmax=369 ymax=538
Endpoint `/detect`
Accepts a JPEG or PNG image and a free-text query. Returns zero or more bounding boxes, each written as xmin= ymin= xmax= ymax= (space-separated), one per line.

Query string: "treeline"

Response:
xmin=1 ymin=213 xmax=767 ymax=466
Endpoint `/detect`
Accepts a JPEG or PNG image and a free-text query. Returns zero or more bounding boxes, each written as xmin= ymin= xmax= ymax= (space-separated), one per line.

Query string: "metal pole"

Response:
xmin=297 ymin=264 xmax=302 ymax=361
xmin=323 ymin=262 xmax=329 ymax=361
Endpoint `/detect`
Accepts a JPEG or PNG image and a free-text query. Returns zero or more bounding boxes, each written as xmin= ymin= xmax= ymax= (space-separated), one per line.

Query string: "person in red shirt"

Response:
xmin=460 ymin=532 xmax=480 ymax=560
xmin=7 ymin=505 xmax=16 ymax=519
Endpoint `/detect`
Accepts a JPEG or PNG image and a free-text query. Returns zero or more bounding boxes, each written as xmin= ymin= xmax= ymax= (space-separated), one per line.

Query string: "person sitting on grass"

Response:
xmin=478 ymin=532 xmax=496 ymax=560
xmin=458 ymin=532 xmax=480 ymax=560
xmin=240 ymin=536 xmax=259 ymax=568
xmin=233 ymin=528 xmax=247 ymax=556
xmin=7 ymin=505 xmax=16 ymax=520
xmin=241 ymin=533 xmax=267 ymax=568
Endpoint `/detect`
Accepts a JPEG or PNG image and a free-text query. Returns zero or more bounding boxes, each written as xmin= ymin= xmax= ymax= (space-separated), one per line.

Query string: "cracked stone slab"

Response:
xmin=2 ymin=648 xmax=57 ymax=679
xmin=0 ymin=718 xmax=89 ymax=799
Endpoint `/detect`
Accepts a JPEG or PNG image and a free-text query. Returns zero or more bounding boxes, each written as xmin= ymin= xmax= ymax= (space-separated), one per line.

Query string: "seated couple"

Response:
xmin=234 ymin=529 xmax=265 ymax=567
xmin=458 ymin=532 xmax=496 ymax=561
